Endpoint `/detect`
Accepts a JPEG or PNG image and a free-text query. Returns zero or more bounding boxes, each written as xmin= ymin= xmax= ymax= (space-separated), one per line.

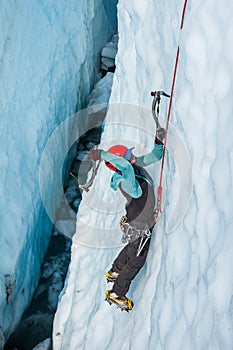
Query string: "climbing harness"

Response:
xmin=120 ymin=215 xmax=151 ymax=256
xmin=120 ymin=215 xmax=151 ymax=242
xmin=153 ymin=0 xmax=188 ymax=222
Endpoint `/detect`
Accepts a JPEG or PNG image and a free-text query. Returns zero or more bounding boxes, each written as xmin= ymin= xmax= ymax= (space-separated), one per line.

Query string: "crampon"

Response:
xmin=105 ymin=271 xmax=119 ymax=283
xmin=105 ymin=290 xmax=133 ymax=312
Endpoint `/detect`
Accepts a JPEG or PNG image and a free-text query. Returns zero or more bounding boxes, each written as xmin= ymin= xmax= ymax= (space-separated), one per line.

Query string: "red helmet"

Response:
xmin=105 ymin=145 xmax=129 ymax=171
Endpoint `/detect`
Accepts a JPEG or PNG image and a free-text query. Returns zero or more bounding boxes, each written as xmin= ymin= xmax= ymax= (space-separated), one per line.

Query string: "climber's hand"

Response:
xmin=89 ymin=149 xmax=102 ymax=161
xmin=156 ymin=127 xmax=166 ymax=142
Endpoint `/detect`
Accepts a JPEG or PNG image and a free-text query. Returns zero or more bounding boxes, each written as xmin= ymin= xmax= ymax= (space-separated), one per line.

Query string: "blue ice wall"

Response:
xmin=0 ymin=0 xmax=117 ymax=345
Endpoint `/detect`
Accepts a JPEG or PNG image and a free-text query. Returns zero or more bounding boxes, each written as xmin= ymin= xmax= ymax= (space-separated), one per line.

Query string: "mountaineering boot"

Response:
xmin=105 ymin=290 xmax=134 ymax=311
xmin=106 ymin=270 xmax=119 ymax=283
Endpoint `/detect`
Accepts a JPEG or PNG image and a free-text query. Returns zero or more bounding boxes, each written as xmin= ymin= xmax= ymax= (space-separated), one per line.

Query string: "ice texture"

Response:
xmin=53 ymin=1 xmax=233 ymax=350
xmin=0 ymin=0 xmax=117 ymax=346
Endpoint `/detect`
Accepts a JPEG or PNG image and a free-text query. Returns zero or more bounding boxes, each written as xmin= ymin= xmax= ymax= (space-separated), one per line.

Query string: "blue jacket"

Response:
xmin=100 ymin=143 xmax=163 ymax=198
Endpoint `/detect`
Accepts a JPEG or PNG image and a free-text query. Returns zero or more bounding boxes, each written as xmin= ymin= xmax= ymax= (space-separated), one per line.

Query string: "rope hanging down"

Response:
xmin=154 ymin=0 xmax=188 ymax=220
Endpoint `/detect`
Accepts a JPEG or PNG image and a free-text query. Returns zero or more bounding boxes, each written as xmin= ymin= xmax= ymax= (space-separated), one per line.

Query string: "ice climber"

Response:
xmin=89 ymin=127 xmax=165 ymax=311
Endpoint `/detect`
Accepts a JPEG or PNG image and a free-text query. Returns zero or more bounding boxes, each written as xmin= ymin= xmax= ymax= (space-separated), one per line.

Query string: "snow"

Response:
xmin=100 ymin=34 xmax=118 ymax=72
xmin=32 ymin=338 xmax=51 ymax=350
xmin=53 ymin=1 xmax=233 ymax=350
xmin=0 ymin=0 xmax=117 ymax=347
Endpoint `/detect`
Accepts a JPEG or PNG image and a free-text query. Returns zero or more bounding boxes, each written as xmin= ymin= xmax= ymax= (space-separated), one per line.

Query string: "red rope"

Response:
xmin=155 ymin=0 xmax=188 ymax=215
xmin=180 ymin=0 xmax=188 ymax=29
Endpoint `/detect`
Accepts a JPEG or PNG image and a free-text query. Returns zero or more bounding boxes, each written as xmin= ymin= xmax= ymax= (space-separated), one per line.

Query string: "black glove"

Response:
xmin=155 ymin=127 xmax=166 ymax=144
xmin=89 ymin=149 xmax=102 ymax=161
xmin=155 ymin=137 xmax=163 ymax=145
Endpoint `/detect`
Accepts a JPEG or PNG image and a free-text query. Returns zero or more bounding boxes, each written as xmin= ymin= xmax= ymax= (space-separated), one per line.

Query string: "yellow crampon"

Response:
xmin=105 ymin=271 xmax=119 ymax=283
xmin=106 ymin=272 xmax=115 ymax=283
xmin=105 ymin=290 xmax=133 ymax=311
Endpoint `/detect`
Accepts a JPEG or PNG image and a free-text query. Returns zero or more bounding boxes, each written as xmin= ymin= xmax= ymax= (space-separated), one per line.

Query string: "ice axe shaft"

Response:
xmin=151 ymin=90 xmax=170 ymax=127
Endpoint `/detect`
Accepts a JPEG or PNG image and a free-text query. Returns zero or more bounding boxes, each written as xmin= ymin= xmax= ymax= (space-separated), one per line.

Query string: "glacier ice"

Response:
xmin=53 ymin=1 xmax=233 ymax=350
xmin=0 ymin=0 xmax=117 ymax=347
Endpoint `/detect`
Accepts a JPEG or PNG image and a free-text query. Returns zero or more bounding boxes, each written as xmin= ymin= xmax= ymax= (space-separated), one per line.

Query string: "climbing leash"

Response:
xmin=70 ymin=159 xmax=101 ymax=193
xmin=70 ymin=146 xmax=102 ymax=192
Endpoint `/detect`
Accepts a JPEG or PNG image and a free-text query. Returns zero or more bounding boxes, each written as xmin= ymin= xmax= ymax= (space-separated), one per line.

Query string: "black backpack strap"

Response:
xmin=133 ymin=165 xmax=154 ymax=187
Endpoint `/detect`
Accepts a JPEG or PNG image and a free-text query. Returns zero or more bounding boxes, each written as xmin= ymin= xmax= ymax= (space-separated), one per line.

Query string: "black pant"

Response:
xmin=111 ymin=237 xmax=151 ymax=297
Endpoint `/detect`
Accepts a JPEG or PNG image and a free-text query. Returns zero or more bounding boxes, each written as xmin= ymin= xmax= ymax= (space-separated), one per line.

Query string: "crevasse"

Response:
xmin=0 ymin=1 xmax=117 ymax=348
